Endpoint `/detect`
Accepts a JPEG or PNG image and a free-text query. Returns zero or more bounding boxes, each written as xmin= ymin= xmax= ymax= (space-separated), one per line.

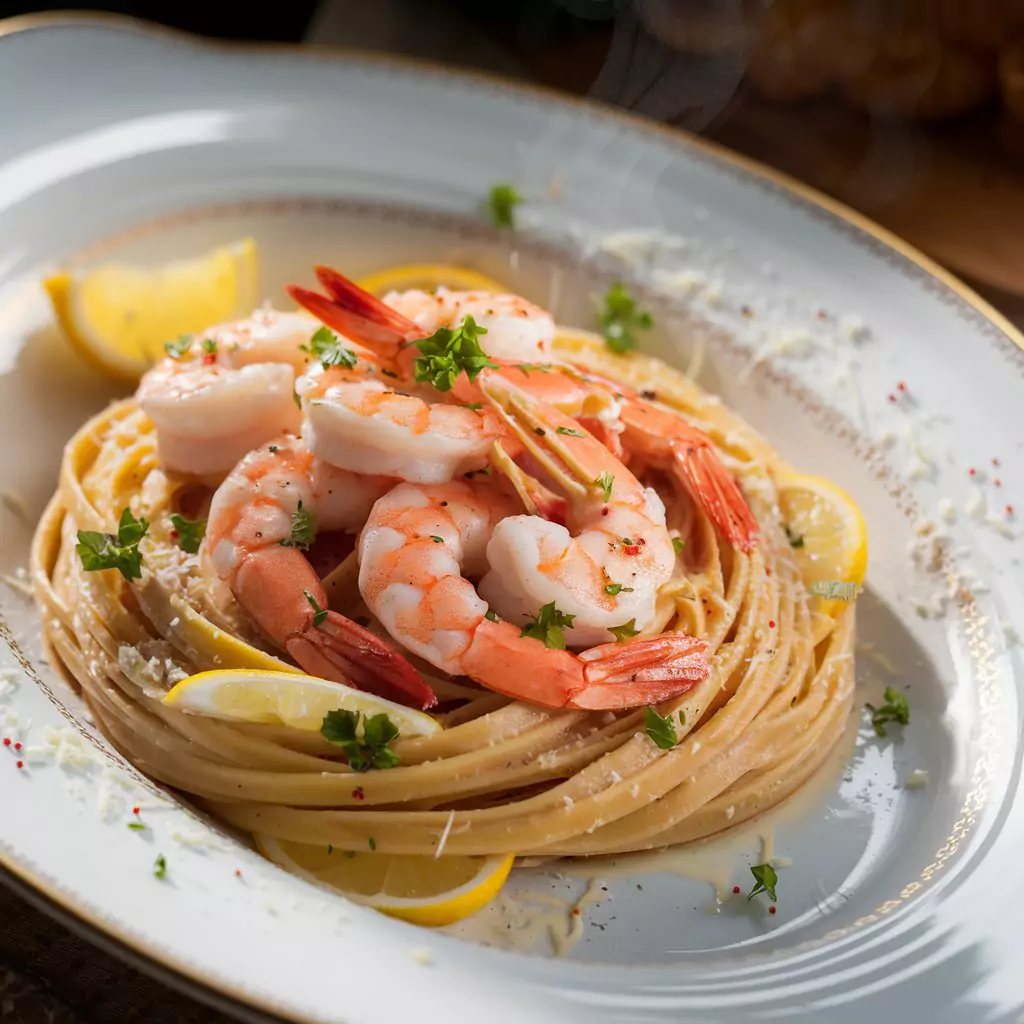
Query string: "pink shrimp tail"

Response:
xmin=285 ymin=266 xmax=424 ymax=350
xmin=286 ymin=611 xmax=437 ymax=711
xmin=572 ymin=633 xmax=710 ymax=710
xmin=672 ymin=441 xmax=760 ymax=554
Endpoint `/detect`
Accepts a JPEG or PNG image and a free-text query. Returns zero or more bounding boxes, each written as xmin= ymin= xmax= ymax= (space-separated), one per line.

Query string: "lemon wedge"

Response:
xmin=777 ymin=473 xmax=868 ymax=615
xmin=162 ymin=669 xmax=440 ymax=736
xmin=356 ymin=263 xmax=509 ymax=297
xmin=255 ymin=835 xmax=514 ymax=927
xmin=43 ymin=237 xmax=259 ymax=382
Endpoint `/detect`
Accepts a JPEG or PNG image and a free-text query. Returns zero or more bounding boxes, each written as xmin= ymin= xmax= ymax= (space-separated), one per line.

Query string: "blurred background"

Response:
xmin=4 ymin=0 xmax=1024 ymax=315
xmin=1 ymin=1 xmax=1022 ymax=1021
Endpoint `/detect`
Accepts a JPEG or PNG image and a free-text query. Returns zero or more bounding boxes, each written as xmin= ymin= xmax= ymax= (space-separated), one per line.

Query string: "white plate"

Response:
xmin=1 ymin=14 xmax=1022 ymax=1024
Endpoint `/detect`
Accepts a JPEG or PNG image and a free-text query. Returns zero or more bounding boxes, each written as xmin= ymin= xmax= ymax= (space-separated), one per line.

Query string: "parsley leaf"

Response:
xmin=556 ymin=426 xmax=584 ymax=437
xmin=608 ymin=619 xmax=640 ymax=642
xmin=304 ymin=590 xmax=328 ymax=627
xmin=672 ymin=537 xmax=685 ymax=555
xmin=164 ymin=334 xmax=193 ymax=359
xmin=369 ymin=836 xmax=377 ymax=851
xmin=429 ymin=535 xmax=444 ymax=543
xmin=784 ymin=524 xmax=805 ymax=549
xmin=201 ymin=338 xmax=217 ymax=356
xmin=484 ymin=609 xmax=498 ymax=622
xmin=300 ymin=326 xmax=358 ymax=369
xmin=413 ymin=316 xmax=496 ymax=392
xmin=595 ymin=471 xmax=614 ymax=502
xmin=865 ymin=686 xmax=910 ymax=738
xmin=598 ymin=283 xmax=653 ymax=355
xmin=76 ymin=508 xmax=149 ymax=581
xmin=154 ymin=854 xmax=167 ymax=880
xmin=293 ymin=387 xmax=301 ymax=410
xmin=747 ymin=863 xmax=778 ymax=902
xmin=321 ymin=709 xmax=401 ymax=771
xmin=520 ymin=601 xmax=576 ymax=650
xmin=604 ymin=582 xmax=634 ymax=596
xmin=644 ymin=706 xmax=678 ymax=749
xmin=280 ymin=500 xmax=316 ymax=550
xmin=485 ymin=183 xmax=523 ymax=229
xmin=169 ymin=513 xmax=206 ymax=555
xmin=126 ymin=821 xmax=147 ymax=832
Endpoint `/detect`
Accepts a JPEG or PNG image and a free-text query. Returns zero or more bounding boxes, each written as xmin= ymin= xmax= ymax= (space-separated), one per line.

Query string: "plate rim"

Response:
xmin=1 ymin=10 xmax=1022 ymax=1023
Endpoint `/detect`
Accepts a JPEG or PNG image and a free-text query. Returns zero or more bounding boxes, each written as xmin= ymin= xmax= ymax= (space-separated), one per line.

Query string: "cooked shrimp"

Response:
xmin=136 ymin=309 xmax=320 ymax=478
xmin=287 ymin=265 xmax=555 ymax=363
xmin=297 ymin=362 xmax=499 ymax=484
xmin=204 ymin=433 xmax=435 ymax=709
xmin=358 ymin=381 xmax=709 ymax=710
xmin=286 ymin=267 xmax=758 ymax=551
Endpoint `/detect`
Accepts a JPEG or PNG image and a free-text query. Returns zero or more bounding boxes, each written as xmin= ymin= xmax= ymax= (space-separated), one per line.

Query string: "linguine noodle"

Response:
xmin=32 ymin=321 xmax=855 ymax=860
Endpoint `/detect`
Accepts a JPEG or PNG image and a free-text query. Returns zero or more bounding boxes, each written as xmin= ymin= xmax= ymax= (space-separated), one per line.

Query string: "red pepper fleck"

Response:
xmin=968 ymin=468 xmax=976 ymax=476
xmin=601 ymin=508 xmax=609 ymax=516
xmin=352 ymin=787 xmax=365 ymax=801
xmin=13 ymin=742 xmax=21 ymax=751
xmin=202 ymin=353 xmax=217 ymax=365
xmin=768 ymin=620 xmax=776 ymax=629
xmin=732 ymin=885 xmax=741 ymax=894
xmin=765 ymin=567 xmax=772 ymax=577
xmin=993 ymin=457 xmax=1001 ymax=467
xmin=638 ymin=537 xmax=646 ymax=546
xmin=769 ymin=905 xmax=777 ymax=915
xmin=15 ymin=761 xmax=23 ymax=769
xmin=572 ymin=907 xmax=581 ymax=916
xmin=623 ymin=544 xmax=641 ymax=556
xmin=995 ymin=479 xmax=1002 ymax=487
xmin=170 ymin=530 xmax=179 ymax=540
xmin=132 ymin=806 xmax=140 ymax=815
xmin=816 ymin=309 xmax=828 ymax=321
xmin=2 ymin=738 xmax=9 ymax=747
xmin=897 ymin=381 xmax=907 ymax=392
xmin=234 ymin=868 xmax=242 ymax=878
xmin=887 ymin=393 xmax=897 ymax=403
xmin=1006 ymin=505 xmax=1014 ymax=516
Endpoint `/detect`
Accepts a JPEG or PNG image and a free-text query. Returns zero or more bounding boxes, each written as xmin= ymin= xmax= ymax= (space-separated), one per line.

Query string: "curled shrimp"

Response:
xmin=357 ymin=379 xmax=709 ymax=710
xmin=287 ymin=266 xmax=758 ymax=551
xmin=136 ymin=309 xmax=318 ymax=477
xmin=204 ymin=433 xmax=435 ymax=709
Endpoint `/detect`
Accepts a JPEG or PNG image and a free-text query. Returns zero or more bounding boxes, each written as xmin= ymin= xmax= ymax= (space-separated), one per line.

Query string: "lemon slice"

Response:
xmin=162 ymin=669 xmax=440 ymax=736
xmin=255 ymin=835 xmax=514 ymax=927
xmin=43 ymin=237 xmax=259 ymax=382
xmin=777 ymin=473 xmax=868 ymax=615
xmin=356 ymin=263 xmax=509 ymax=297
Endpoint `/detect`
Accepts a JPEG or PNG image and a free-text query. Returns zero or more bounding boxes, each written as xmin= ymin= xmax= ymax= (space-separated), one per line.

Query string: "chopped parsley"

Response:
xmin=747 ymin=863 xmax=778 ymax=902
xmin=598 ymin=283 xmax=653 ymax=355
xmin=464 ymin=465 xmax=492 ymax=478
xmin=429 ymin=535 xmax=444 ymax=543
xmin=293 ymin=387 xmax=301 ymax=410
xmin=464 ymin=402 xmax=483 ymax=411
xmin=154 ymin=854 xmax=167 ymax=880
xmin=520 ymin=601 xmax=575 ymax=650
xmin=164 ymin=334 xmax=193 ymax=359
xmin=76 ymin=508 xmax=149 ymax=581
xmin=485 ymin=183 xmax=523 ymax=229
xmin=784 ymin=524 xmax=805 ymax=549
xmin=321 ymin=709 xmax=401 ymax=771
xmin=644 ymin=706 xmax=678 ymax=749
xmin=413 ymin=316 xmax=496 ymax=392
xmin=126 ymin=821 xmax=147 ymax=832
xmin=672 ymin=537 xmax=685 ymax=555
xmin=169 ymin=513 xmax=206 ymax=555
xmin=280 ymin=500 xmax=316 ymax=550
xmin=201 ymin=338 xmax=218 ymax=356
xmin=595 ymin=471 xmax=614 ymax=502
xmin=304 ymin=590 xmax=328 ymax=627
xmin=603 ymin=582 xmax=634 ymax=596
xmin=368 ymin=836 xmax=377 ymax=851
xmin=300 ymin=326 xmax=358 ymax=369
xmin=608 ymin=619 xmax=640 ymax=642
xmin=484 ymin=609 xmax=498 ymax=622
xmin=556 ymin=426 xmax=584 ymax=437
xmin=865 ymin=686 xmax=910 ymax=738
